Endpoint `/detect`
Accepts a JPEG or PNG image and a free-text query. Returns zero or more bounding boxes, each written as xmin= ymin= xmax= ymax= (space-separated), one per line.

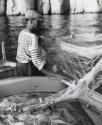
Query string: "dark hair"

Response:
xmin=25 ymin=18 xmax=29 ymax=22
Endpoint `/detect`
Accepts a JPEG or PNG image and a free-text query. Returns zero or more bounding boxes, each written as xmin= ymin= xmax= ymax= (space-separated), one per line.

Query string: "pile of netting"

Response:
xmin=41 ymin=36 xmax=102 ymax=85
xmin=0 ymin=93 xmax=85 ymax=125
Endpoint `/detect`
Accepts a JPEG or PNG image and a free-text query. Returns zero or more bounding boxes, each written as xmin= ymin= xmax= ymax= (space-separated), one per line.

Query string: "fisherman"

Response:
xmin=16 ymin=10 xmax=46 ymax=76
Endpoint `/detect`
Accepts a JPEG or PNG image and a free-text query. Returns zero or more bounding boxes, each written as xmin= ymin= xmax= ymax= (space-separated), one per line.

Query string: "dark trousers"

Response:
xmin=16 ymin=61 xmax=45 ymax=76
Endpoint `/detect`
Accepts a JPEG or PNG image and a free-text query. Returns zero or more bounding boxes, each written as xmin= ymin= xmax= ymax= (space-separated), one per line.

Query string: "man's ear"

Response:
xmin=29 ymin=18 xmax=32 ymax=24
xmin=30 ymin=18 xmax=35 ymax=24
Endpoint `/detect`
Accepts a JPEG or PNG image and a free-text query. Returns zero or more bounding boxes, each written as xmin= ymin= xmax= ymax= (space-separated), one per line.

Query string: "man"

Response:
xmin=16 ymin=10 xmax=46 ymax=76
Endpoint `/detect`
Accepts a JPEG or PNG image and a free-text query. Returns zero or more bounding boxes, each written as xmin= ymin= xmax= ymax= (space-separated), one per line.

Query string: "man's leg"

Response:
xmin=16 ymin=62 xmax=32 ymax=76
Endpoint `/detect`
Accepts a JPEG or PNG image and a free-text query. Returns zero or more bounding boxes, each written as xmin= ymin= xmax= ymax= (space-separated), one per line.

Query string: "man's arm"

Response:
xmin=29 ymin=35 xmax=46 ymax=70
xmin=30 ymin=49 xmax=46 ymax=70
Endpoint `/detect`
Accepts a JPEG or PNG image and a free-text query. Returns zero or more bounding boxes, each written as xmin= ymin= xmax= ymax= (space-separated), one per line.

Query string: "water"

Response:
xmin=0 ymin=14 xmax=102 ymax=80
xmin=0 ymin=14 xmax=102 ymax=58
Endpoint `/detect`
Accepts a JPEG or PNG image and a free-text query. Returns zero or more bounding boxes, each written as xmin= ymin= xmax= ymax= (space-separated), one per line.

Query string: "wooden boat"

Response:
xmin=0 ymin=42 xmax=102 ymax=125
xmin=0 ymin=76 xmax=102 ymax=124
xmin=0 ymin=76 xmax=99 ymax=125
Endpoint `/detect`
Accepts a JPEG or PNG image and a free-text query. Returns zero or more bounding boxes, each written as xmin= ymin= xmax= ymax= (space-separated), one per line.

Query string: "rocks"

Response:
xmin=27 ymin=0 xmax=35 ymax=10
xmin=6 ymin=0 xmax=27 ymax=15
xmin=70 ymin=0 xmax=102 ymax=14
xmin=50 ymin=0 xmax=70 ymax=14
xmin=0 ymin=0 xmax=6 ymax=16
xmin=70 ymin=0 xmax=84 ymax=14
xmin=1 ymin=0 xmax=102 ymax=15
xmin=6 ymin=0 xmax=35 ymax=16
xmin=84 ymin=0 xmax=99 ymax=13
xmin=36 ymin=0 xmax=50 ymax=14
xmin=36 ymin=0 xmax=70 ymax=14
xmin=43 ymin=0 xmax=51 ymax=14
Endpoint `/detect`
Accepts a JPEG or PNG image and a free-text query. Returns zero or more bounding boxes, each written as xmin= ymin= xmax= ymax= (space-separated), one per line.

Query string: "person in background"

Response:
xmin=16 ymin=10 xmax=46 ymax=76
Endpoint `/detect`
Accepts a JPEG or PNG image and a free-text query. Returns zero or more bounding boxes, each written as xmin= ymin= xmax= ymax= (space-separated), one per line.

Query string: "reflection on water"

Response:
xmin=0 ymin=14 xmax=102 ymax=80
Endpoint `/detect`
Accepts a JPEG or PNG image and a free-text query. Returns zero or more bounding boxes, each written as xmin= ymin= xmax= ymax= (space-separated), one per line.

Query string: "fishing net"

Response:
xmin=0 ymin=92 xmax=94 ymax=125
xmin=40 ymin=36 xmax=102 ymax=87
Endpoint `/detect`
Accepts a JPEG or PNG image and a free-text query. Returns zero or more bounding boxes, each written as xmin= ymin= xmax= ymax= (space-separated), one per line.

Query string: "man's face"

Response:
xmin=27 ymin=18 xmax=38 ymax=31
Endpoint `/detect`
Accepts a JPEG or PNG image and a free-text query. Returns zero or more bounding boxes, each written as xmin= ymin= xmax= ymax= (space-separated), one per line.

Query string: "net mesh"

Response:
xmin=41 ymin=37 xmax=102 ymax=87
xmin=62 ymin=52 xmax=94 ymax=80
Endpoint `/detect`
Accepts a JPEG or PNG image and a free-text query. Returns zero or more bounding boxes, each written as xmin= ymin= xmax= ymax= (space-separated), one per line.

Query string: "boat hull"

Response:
xmin=0 ymin=76 xmax=65 ymax=98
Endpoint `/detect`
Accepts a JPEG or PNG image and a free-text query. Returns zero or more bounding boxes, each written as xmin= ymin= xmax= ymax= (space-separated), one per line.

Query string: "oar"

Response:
xmin=0 ymin=41 xmax=16 ymax=68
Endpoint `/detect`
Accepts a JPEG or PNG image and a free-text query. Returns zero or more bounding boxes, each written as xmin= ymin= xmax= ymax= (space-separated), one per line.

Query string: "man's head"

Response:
xmin=25 ymin=10 xmax=42 ymax=32
xmin=25 ymin=10 xmax=42 ymax=20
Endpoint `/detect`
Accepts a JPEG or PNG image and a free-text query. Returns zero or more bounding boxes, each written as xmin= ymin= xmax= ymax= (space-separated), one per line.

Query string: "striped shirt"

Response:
xmin=16 ymin=30 xmax=46 ymax=70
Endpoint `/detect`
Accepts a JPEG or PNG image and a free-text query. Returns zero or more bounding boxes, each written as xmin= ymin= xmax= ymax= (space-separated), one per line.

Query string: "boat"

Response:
xmin=0 ymin=41 xmax=102 ymax=125
xmin=0 ymin=76 xmax=102 ymax=125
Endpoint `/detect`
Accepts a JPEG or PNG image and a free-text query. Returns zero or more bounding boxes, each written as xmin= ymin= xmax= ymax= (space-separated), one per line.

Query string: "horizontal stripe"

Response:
xmin=16 ymin=30 xmax=46 ymax=70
